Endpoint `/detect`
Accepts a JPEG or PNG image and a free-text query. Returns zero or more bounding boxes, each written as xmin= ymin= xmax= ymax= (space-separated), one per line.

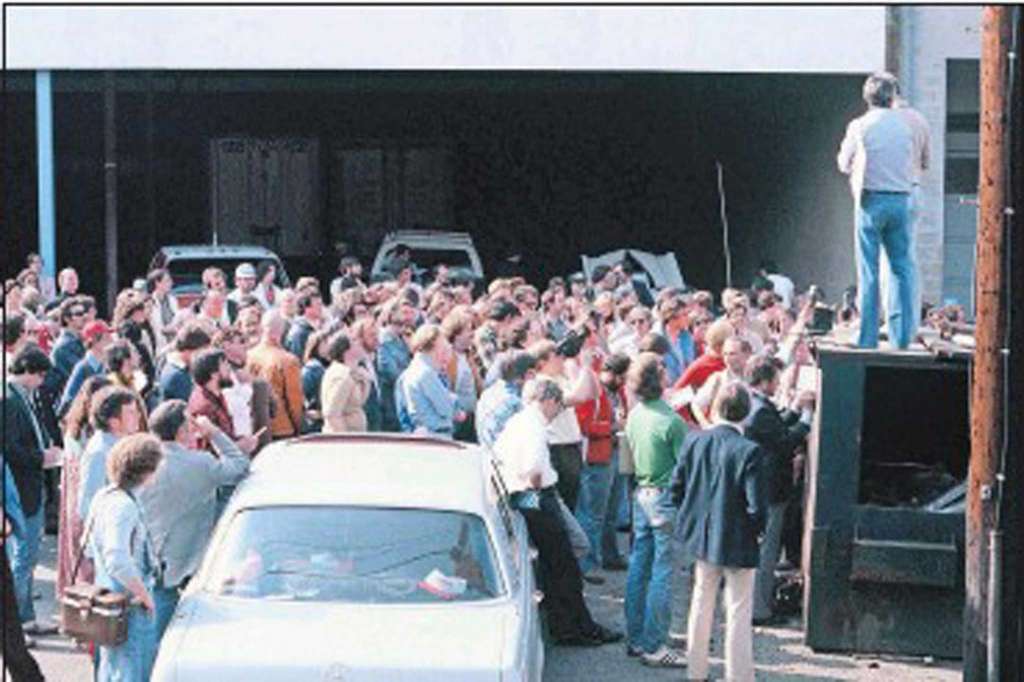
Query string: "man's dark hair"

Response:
xmin=191 ymin=348 xmax=227 ymax=386
xmin=627 ymin=352 xmax=664 ymax=402
xmin=602 ymin=352 xmax=631 ymax=376
xmin=863 ymin=72 xmax=899 ymax=108
xmin=637 ymin=332 xmax=671 ymax=356
xmin=339 ymin=255 xmax=361 ymax=273
xmin=714 ymin=382 xmax=752 ymax=423
xmin=746 ymin=355 xmax=782 ymax=388
xmin=59 ymin=298 xmax=87 ymax=326
xmin=590 ymin=264 xmax=611 ymax=285
xmin=146 ymin=268 xmax=170 ymax=294
xmin=90 ymin=386 xmax=137 ymax=431
xmin=326 ymin=331 xmax=352 ymax=363
xmin=296 ymin=290 xmax=321 ymax=315
xmin=105 ymin=341 xmax=135 ymax=374
xmin=256 ymin=260 xmax=277 ymax=282
xmin=175 ymin=322 xmax=212 ymax=352
xmin=9 ymin=344 xmax=51 ymax=375
xmin=500 ymin=351 xmax=537 ymax=383
xmin=489 ymin=300 xmax=519 ymax=322
xmin=2 ymin=312 xmax=26 ymax=347
xmin=149 ymin=400 xmax=189 ymax=442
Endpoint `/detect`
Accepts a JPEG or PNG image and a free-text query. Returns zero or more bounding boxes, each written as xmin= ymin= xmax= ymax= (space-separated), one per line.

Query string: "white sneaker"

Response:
xmin=641 ymin=645 xmax=687 ymax=668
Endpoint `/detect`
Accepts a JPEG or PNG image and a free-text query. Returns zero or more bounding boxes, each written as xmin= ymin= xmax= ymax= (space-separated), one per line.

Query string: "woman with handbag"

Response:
xmin=55 ymin=375 xmax=113 ymax=598
xmin=83 ymin=433 xmax=163 ymax=682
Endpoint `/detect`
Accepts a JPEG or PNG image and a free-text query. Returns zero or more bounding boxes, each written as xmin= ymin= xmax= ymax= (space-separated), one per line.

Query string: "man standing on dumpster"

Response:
xmin=837 ymin=71 xmax=918 ymax=349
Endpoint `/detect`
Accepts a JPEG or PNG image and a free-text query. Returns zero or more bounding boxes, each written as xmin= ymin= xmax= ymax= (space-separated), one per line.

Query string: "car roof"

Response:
xmin=234 ymin=434 xmax=493 ymax=515
xmin=379 ymin=230 xmax=475 ymax=248
xmin=156 ymin=244 xmax=282 ymax=260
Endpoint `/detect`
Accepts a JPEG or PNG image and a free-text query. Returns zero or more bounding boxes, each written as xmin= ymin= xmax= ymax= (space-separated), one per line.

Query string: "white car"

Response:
xmin=152 ymin=434 xmax=544 ymax=682
xmin=371 ymin=230 xmax=485 ymax=286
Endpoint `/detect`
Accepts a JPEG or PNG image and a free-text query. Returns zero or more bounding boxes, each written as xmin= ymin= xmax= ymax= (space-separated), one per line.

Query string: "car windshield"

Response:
xmin=166 ymin=257 xmax=290 ymax=289
xmin=408 ymin=249 xmax=473 ymax=272
xmin=203 ymin=506 xmax=503 ymax=604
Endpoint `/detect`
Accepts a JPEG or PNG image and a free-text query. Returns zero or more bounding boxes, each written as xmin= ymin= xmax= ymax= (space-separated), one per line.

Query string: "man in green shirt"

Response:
xmin=623 ymin=352 xmax=688 ymax=667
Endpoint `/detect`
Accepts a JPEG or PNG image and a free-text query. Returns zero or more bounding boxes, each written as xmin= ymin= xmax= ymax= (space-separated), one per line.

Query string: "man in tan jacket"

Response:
xmin=320 ymin=331 xmax=371 ymax=433
xmin=245 ymin=310 xmax=303 ymax=440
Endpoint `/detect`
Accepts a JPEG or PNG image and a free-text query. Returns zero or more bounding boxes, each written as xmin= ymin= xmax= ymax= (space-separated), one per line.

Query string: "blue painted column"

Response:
xmin=35 ymin=70 xmax=56 ymax=281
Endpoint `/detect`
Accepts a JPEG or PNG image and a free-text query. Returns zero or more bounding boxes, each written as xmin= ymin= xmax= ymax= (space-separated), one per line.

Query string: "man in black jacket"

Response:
xmin=743 ymin=356 xmax=814 ymax=625
xmin=669 ymin=382 xmax=766 ymax=682
xmin=3 ymin=345 xmax=63 ymax=635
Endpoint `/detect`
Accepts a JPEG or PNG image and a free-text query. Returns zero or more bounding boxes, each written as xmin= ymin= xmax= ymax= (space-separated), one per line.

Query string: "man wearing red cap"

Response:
xmin=56 ymin=320 xmax=113 ymax=417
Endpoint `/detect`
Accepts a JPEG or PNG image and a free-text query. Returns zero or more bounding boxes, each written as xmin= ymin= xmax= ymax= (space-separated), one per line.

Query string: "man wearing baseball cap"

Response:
xmin=228 ymin=262 xmax=259 ymax=308
xmin=57 ymin=319 xmax=113 ymax=417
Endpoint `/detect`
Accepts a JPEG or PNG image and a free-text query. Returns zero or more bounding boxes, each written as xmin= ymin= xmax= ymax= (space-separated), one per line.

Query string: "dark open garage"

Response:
xmin=3 ymin=70 xmax=863 ymax=306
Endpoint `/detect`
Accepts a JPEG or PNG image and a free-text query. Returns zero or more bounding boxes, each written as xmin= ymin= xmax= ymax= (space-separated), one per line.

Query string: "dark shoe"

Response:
xmin=23 ymin=619 xmax=59 ymax=635
xmin=626 ymin=643 xmax=644 ymax=657
xmin=587 ymin=624 xmax=624 ymax=644
xmin=602 ymin=558 xmax=629 ymax=571
xmin=616 ymin=523 xmax=632 ymax=533
xmin=753 ymin=613 xmax=788 ymax=627
xmin=554 ymin=633 xmax=603 ymax=647
xmin=582 ymin=573 xmax=606 ymax=586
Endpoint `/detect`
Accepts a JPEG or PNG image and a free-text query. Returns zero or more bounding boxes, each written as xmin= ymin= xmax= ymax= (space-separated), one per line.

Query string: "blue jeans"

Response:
xmin=856 ymin=190 xmax=915 ymax=348
xmin=97 ymin=605 xmax=158 ymax=682
xmin=153 ymin=583 xmax=181 ymax=642
xmin=624 ymin=487 xmax=676 ymax=653
xmin=884 ymin=187 xmax=922 ymax=339
xmin=8 ymin=505 xmax=43 ymax=623
xmin=575 ymin=461 xmax=614 ymax=574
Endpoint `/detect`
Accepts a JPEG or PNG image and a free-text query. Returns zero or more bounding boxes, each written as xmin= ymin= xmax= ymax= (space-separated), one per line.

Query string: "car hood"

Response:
xmin=155 ymin=594 xmax=511 ymax=682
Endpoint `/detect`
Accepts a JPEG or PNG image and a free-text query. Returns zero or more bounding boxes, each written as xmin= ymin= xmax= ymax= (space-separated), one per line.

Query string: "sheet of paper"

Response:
xmin=667 ymin=386 xmax=695 ymax=409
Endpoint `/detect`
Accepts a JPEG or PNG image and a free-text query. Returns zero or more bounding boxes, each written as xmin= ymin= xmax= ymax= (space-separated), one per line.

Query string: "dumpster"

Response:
xmin=802 ymin=344 xmax=968 ymax=658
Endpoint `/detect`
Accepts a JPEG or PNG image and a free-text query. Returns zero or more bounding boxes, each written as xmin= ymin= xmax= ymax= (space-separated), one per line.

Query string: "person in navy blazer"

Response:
xmin=3 ymin=345 xmax=63 ymax=635
xmin=668 ymin=381 xmax=767 ymax=682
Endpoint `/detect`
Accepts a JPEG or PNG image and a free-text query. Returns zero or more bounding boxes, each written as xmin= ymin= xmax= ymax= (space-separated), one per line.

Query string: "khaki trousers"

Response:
xmin=686 ymin=559 xmax=756 ymax=682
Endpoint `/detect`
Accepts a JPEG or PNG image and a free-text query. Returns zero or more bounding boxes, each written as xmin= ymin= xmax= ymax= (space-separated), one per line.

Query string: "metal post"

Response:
xmin=35 ymin=71 xmax=56 ymax=281
xmin=104 ymin=72 xmax=119 ymax=316
xmin=965 ymin=6 xmax=1011 ymax=681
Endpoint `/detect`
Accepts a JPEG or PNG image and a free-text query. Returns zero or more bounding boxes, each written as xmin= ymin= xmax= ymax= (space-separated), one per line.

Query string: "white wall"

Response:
xmin=902 ymin=6 xmax=982 ymax=306
xmin=6 ymin=6 xmax=886 ymax=72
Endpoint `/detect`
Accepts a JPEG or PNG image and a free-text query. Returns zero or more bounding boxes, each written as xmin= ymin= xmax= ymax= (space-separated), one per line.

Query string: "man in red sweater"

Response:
xmin=670 ymin=320 xmax=735 ymax=425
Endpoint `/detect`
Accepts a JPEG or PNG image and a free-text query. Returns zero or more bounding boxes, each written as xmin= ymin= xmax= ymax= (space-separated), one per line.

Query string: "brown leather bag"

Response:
xmin=60 ymin=513 xmax=129 ymax=646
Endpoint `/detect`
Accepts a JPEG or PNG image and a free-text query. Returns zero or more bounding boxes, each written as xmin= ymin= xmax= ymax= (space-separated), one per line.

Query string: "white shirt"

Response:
xmin=222 ymin=371 xmax=254 ymax=437
xmin=766 ymin=274 xmax=795 ymax=310
xmin=837 ymin=107 xmax=915 ymax=195
xmin=493 ymin=405 xmax=558 ymax=494
xmin=545 ymin=376 xmax=582 ymax=445
xmin=693 ymin=368 xmax=745 ymax=418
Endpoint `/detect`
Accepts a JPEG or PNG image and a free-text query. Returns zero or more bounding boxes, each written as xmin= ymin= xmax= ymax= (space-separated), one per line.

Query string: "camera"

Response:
xmin=555 ymin=325 xmax=590 ymax=358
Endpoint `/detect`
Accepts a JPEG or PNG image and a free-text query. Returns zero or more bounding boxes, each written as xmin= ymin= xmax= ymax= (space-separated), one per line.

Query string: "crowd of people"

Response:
xmin=2 ymin=242 xmax=907 ymax=681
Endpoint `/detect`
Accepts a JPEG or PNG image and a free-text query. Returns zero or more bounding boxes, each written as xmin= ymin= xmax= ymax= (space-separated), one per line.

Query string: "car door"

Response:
xmin=487 ymin=465 xmax=544 ymax=682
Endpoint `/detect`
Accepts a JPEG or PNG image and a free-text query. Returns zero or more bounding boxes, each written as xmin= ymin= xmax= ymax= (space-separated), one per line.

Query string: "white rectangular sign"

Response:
xmin=5 ymin=6 xmax=886 ymax=73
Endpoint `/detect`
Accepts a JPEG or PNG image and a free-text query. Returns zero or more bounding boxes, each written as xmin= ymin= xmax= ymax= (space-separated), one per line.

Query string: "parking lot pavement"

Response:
xmin=544 ymin=540 xmax=962 ymax=681
xmin=21 ymin=533 xmax=960 ymax=682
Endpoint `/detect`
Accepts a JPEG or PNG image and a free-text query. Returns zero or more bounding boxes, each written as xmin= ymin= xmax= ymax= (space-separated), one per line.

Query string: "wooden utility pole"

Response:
xmin=104 ymin=71 xmax=119 ymax=317
xmin=964 ymin=6 xmax=1012 ymax=681
xmin=1001 ymin=5 xmax=1024 ymax=674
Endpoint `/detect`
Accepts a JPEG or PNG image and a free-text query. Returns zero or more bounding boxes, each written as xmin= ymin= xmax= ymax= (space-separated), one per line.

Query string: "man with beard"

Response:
xmin=187 ymin=348 xmax=261 ymax=455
